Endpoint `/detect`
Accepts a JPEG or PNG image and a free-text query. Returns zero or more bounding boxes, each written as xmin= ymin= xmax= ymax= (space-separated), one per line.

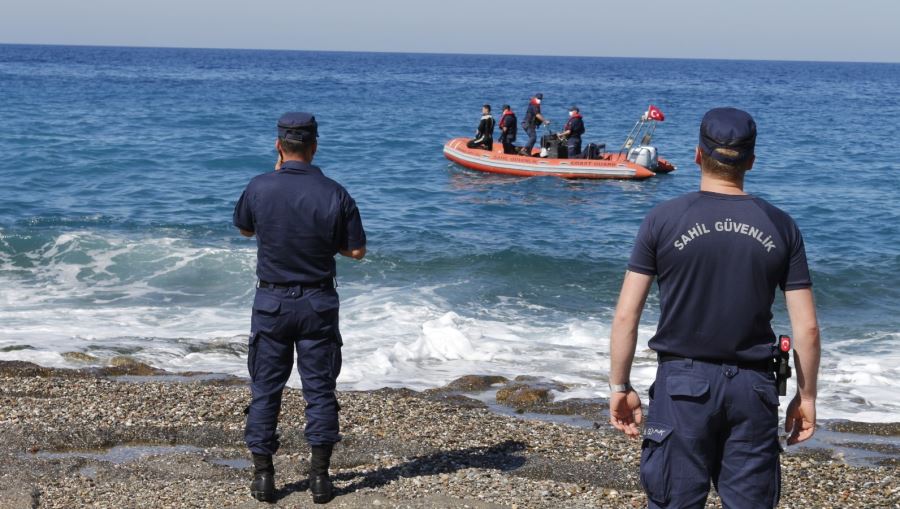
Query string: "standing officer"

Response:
xmin=521 ymin=92 xmax=549 ymax=155
xmin=608 ymin=107 xmax=820 ymax=508
xmin=559 ymin=105 xmax=585 ymax=157
xmin=233 ymin=112 xmax=366 ymax=504
xmin=498 ymin=104 xmax=518 ymax=154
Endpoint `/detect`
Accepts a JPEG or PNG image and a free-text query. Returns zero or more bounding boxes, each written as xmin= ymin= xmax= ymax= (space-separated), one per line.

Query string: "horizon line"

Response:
xmin=2 ymin=41 xmax=898 ymax=66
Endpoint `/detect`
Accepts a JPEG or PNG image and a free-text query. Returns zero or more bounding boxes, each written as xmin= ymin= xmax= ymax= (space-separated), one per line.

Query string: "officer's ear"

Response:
xmin=694 ymin=146 xmax=702 ymax=166
xmin=275 ymin=138 xmax=283 ymax=152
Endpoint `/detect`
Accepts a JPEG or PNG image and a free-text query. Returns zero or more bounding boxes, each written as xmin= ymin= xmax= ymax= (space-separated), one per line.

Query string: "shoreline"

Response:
xmin=1 ymin=361 xmax=898 ymax=508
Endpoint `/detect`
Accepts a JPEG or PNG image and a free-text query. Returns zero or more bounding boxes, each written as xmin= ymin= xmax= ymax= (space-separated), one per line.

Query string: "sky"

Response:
xmin=2 ymin=0 xmax=899 ymax=63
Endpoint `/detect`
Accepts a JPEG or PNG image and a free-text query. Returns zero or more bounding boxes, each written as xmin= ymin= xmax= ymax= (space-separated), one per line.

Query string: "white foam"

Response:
xmin=3 ymin=231 xmax=900 ymax=422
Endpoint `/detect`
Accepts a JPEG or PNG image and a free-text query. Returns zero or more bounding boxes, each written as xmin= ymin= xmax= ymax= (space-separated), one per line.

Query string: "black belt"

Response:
xmin=658 ymin=354 xmax=774 ymax=372
xmin=257 ymin=279 xmax=334 ymax=290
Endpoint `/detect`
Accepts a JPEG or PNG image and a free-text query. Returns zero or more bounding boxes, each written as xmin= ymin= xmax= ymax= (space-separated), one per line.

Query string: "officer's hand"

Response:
xmin=543 ymin=120 xmax=551 ymax=126
xmin=785 ymin=394 xmax=816 ymax=445
xmin=609 ymin=390 xmax=643 ymax=439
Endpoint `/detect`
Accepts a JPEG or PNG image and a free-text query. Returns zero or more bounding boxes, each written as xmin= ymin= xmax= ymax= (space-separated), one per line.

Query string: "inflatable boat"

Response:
xmin=443 ymin=107 xmax=675 ymax=180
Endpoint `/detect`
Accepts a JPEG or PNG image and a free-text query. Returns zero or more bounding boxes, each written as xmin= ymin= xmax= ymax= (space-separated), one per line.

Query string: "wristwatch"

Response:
xmin=609 ymin=382 xmax=633 ymax=393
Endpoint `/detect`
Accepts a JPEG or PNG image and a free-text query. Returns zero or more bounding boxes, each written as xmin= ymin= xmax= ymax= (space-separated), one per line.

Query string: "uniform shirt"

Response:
xmin=233 ymin=160 xmax=366 ymax=285
xmin=499 ymin=111 xmax=517 ymax=140
xmin=524 ymin=102 xmax=541 ymax=128
xmin=628 ymin=191 xmax=812 ymax=362
xmin=564 ymin=115 xmax=585 ymax=138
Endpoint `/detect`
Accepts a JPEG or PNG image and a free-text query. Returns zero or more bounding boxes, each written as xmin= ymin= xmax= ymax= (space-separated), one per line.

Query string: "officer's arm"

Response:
xmin=784 ymin=288 xmax=821 ymax=444
xmin=610 ymin=270 xmax=654 ymax=385
xmin=340 ymin=247 xmax=366 ymax=260
xmin=239 ymin=229 xmax=254 ymax=238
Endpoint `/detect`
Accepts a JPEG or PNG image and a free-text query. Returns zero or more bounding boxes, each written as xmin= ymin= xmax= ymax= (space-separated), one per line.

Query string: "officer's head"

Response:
xmin=482 ymin=104 xmax=491 ymax=115
xmin=696 ymin=107 xmax=756 ymax=182
xmin=276 ymin=112 xmax=318 ymax=162
xmin=502 ymin=104 xmax=511 ymax=112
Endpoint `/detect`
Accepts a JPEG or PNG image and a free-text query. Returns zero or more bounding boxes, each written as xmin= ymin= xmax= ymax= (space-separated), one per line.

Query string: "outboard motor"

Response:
xmin=620 ymin=105 xmax=666 ymax=170
xmin=627 ymin=145 xmax=659 ymax=170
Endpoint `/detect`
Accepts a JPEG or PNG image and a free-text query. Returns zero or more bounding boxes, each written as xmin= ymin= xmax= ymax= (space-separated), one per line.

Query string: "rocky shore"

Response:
xmin=0 ymin=360 xmax=897 ymax=508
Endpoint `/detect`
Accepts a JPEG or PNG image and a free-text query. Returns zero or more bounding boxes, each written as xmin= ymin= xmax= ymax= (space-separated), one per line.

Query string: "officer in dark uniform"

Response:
xmin=608 ymin=108 xmax=821 ymax=508
xmin=233 ymin=112 xmax=366 ymax=504
xmin=498 ymin=104 xmax=518 ymax=154
xmin=559 ymin=105 xmax=585 ymax=157
xmin=521 ymin=92 xmax=548 ymax=155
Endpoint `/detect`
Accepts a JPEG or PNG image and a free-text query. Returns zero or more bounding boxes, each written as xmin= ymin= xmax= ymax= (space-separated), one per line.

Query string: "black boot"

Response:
xmin=309 ymin=444 xmax=334 ymax=504
xmin=250 ymin=453 xmax=276 ymax=503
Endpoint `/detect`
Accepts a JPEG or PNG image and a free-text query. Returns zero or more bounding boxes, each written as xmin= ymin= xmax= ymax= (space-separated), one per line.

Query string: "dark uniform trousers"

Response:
xmin=641 ymin=358 xmax=781 ymax=509
xmin=566 ymin=137 xmax=582 ymax=157
xmin=524 ymin=125 xmax=537 ymax=153
xmin=245 ymin=285 xmax=343 ymax=456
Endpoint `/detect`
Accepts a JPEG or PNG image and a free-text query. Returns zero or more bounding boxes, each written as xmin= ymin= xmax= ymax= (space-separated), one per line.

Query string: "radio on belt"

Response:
xmin=775 ymin=334 xmax=792 ymax=396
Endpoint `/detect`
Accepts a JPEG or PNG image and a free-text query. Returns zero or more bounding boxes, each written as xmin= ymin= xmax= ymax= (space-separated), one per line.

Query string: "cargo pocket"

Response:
xmin=251 ymin=292 xmax=281 ymax=335
xmin=306 ymin=289 xmax=340 ymax=337
xmin=640 ymin=422 xmax=673 ymax=505
xmin=247 ymin=332 xmax=260 ymax=380
xmin=666 ymin=376 xmax=710 ymax=400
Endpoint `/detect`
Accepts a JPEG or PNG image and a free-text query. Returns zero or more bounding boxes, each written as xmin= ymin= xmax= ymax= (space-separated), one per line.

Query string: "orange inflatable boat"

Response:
xmin=443 ymin=107 xmax=676 ymax=180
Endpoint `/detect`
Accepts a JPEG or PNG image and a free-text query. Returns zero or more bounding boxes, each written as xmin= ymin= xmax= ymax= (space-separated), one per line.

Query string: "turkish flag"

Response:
xmin=647 ymin=105 xmax=665 ymax=121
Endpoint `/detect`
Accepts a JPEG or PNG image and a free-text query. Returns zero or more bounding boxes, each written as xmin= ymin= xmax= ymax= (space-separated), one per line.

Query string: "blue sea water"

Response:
xmin=1 ymin=44 xmax=899 ymax=422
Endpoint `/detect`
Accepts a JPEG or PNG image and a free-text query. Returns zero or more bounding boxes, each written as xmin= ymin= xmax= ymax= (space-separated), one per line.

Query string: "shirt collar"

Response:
xmin=278 ymin=160 xmax=323 ymax=175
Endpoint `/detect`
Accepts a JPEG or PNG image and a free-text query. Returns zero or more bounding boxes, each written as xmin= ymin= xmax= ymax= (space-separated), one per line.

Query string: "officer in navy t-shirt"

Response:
xmin=233 ymin=112 xmax=366 ymax=504
xmin=608 ymin=108 xmax=821 ymax=508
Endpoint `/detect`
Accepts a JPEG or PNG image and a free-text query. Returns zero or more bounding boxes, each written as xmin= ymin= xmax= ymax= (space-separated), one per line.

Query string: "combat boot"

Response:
xmin=250 ymin=453 xmax=276 ymax=503
xmin=308 ymin=444 xmax=334 ymax=504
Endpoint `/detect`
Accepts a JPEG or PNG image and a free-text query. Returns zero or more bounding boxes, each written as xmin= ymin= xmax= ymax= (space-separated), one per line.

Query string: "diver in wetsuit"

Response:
xmin=467 ymin=104 xmax=495 ymax=151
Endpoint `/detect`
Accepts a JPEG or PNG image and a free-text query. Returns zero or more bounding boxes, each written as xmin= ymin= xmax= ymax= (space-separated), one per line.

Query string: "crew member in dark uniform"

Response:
xmin=498 ymin=104 xmax=518 ymax=154
xmin=608 ymin=108 xmax=821 ymax=508
xmin=521 ymin=93 xmax=548 ymax=155
xmin=466 ymin=104 xmax=495 ymax=150
xmin=233 ymin=112 xmax=367 ymax=504
xmin=559 ymin=105 xmax=585 ymax=157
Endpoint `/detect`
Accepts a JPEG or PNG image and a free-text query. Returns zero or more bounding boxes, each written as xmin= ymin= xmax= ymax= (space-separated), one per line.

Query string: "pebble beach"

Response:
xmin=0 ymin=360 xmax=897 ymax=508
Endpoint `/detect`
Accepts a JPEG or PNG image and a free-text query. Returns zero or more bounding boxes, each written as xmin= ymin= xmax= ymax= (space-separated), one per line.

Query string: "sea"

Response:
xmin=1 ymin=44 xmax=898 ymax=423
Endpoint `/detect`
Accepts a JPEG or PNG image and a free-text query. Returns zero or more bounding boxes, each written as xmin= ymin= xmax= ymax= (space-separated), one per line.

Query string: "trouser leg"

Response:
xmin=641 ymin=360 xmax=722 ymax=509
xmin=297 ymin=335 xmax=343 ymax=446
xmin=567 ymin=138 xmax=581 ymax=157
xmin=524 ymin=126 xmax=537 ymax=152
xmin=245 ymin=330 xmax=294 ymax=456
xmin=715 ymin=367 xmax=782 ymax=509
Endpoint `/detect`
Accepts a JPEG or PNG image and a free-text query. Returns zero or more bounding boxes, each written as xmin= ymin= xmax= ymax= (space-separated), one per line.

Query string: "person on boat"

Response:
xmin=466 ymin=104 xmax=495 ymax=151
xmin=234 ymin=112 xmax=367 ymax=504
xmin=521 ymin=93 xmax=549 ymax=156
xmin=559 ymin=105 xmax=585 ymax=157
xmin=608 ymin=107 xmax=820 ymax=509
xmin=498 ymin=104 xmax=518 ymax=154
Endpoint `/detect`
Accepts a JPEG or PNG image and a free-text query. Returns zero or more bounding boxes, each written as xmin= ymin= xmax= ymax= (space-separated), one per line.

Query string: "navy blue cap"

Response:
xmin=535 ymin=93 xmax=543 ymax=100
xmin=277 ymin=112 xmax=318 ymax=143
xmin=699 ymin=107 xmax=756 ymax=164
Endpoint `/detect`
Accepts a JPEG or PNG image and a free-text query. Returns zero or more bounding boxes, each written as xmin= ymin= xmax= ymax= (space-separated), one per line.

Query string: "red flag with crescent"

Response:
xmin=647 ymin=105 xmax=665 ymax=121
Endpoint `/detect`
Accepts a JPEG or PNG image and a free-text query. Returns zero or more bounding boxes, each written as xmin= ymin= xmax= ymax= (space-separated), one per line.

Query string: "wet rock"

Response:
xmin=62 ymin=352 xmax=98 ymax=363
xmin=444 ymin=375 xmax=509 ymax=392
xmin=104 ymin=357 xmax=162 ymax=376
xmin=496 ymin=384 xmax=552 ymax=408
xmin=828 ymin=421 xmax=900 ymax=436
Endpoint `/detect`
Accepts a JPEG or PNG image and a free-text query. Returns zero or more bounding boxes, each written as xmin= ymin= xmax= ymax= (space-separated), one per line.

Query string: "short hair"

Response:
xmin=502 ymin=104 xmax=510 ymax=111
xmin=279 ymin=137 xmax=314 ymax=156
xmin=482 ymin=104 xmax=491 ymax=112
xmin=700 ymin=147 xmax=753 ymax=181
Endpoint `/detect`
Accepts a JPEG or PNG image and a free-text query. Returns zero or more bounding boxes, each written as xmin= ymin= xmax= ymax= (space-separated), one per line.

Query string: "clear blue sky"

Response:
xmin=3 ymin=0 xmax=898 ymax=63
